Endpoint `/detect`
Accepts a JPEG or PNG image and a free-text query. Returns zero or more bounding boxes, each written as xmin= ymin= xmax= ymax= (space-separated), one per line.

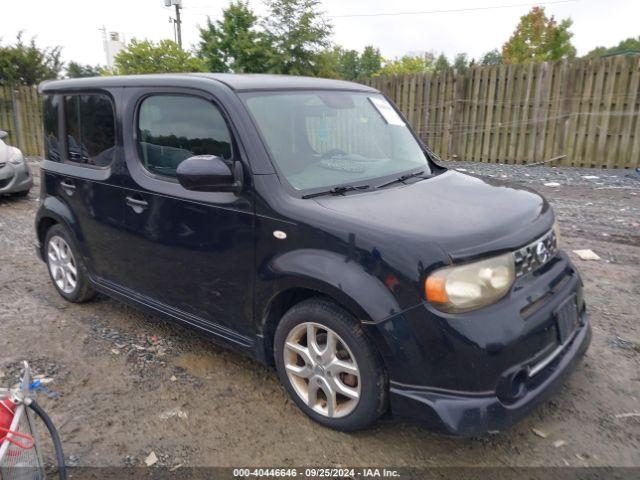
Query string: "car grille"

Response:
xmin=513 ymin=228 xmax=558 ymax=278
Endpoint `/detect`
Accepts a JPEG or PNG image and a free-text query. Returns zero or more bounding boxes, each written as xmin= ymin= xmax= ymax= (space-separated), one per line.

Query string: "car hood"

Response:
xmin=313 ymin=170 xmax=554 ymax=261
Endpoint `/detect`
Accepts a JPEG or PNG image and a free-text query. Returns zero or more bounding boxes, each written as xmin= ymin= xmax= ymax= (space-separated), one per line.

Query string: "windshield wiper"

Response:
xmin=302 ymin=184 xmax=371 ymax=199
xmin=376 ymin=170 xmax=426 ymax=189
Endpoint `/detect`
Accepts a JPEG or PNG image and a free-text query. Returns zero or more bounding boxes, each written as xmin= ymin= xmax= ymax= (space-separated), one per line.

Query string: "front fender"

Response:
xmin=263 ymin=248 xmax=401 ymax=323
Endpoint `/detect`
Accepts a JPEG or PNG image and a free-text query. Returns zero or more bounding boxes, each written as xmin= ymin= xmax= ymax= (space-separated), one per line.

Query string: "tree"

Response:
xmin=113 ymin=39 xmax=206 ymax=75
xmin=323 ymin=47 xmax=360 ymax=80
xmin=583 ymin=47 xmax=607 ymax=59
xmin=263 ymin=0 xmax=333 ymax=75
xmin=359 ymin=46 xmax=383 ymax=78
xmin=336 ymin=48 xmax=360 ymax=80
xmin=434 ymin=53 xmax=450 ymax=72
xmin=502 ymin=7 xmax=575 ymax=64
xmin=66 ymin=62 xmax=102 ymax=78
xmin=376 ymin=54 xmax=434 ymax=76
xmin=480 ymin=49 xmax=503 ymax=66
xmin=198 ymin=1 xmax=272 ymax=73
xmin=0 ymin=33 xmax=62 ymax=85
xmin=584 ymin=36 xmax=640 ymax=59
xmin=316 ymin=45 xmax=383 ymax=80
xmin=453 ymin=53 xmax=470 ymax=73
xmin=314 ymin=47 xmax=340 ymax=78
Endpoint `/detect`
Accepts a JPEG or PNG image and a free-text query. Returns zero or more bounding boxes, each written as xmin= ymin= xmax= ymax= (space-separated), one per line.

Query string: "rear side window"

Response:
xmin=137 ymin=95 xmax=232 ymax=178
xmin=43 ymin=95 xmax=60 ymax=162
xmin=64 ymin=94 xmax=115 ymax=167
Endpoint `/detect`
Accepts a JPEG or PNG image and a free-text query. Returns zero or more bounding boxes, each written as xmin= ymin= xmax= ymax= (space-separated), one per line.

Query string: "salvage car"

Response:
xmin=34 ymin=74 xmax=591 ymax=435
xmin=0 ymin=130 xmax=32 ymax=196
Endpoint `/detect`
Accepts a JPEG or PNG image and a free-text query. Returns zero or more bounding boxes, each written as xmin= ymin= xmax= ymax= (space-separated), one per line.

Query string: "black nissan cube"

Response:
xmin=35 ymin=74 xmax=591 ymax=435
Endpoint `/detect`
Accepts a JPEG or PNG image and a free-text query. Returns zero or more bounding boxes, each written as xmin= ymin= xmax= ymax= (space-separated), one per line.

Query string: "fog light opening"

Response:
xmin=510 ymin=370 xmax=528 ymax=400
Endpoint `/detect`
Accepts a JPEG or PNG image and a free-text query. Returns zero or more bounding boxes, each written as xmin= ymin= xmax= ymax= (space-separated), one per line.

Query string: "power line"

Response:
xmin=330 ymin=0 xmax=580 ymax=19
xmin=179 ymin=0 xmax=580 ymax=19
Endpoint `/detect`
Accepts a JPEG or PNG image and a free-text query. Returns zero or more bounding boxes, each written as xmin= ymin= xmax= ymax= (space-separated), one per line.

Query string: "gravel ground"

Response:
xmin=0 ymin=158 xmax=638 ymax=470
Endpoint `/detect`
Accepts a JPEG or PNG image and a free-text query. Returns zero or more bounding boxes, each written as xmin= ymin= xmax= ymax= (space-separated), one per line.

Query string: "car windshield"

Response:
xmin=241 ymin=90 xmax=430 ymax=192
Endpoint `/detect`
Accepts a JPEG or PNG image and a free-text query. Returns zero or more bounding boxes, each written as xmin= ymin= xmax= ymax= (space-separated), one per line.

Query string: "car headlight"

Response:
xmin=425 ymin=252 xmax=515 ymax=313
xmin=7 ymin=149 xmax=24 ymax=165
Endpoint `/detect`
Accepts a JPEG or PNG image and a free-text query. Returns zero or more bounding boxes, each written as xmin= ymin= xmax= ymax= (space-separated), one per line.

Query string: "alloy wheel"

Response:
xmin=47 ymin=236 xmax=78 ymax=294
xmin=283 ymin=322 xmax=361 ymax=418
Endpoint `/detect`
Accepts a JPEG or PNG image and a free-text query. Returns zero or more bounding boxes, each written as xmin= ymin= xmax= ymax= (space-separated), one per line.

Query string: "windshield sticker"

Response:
xmin=368 ymin=97 xmax=405 ymax=126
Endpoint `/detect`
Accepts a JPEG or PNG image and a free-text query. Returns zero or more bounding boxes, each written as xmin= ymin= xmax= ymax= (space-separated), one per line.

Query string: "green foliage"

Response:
xmin=480 ymin=49 xmax=503 ymax=66
xmin=359 ymin=46 xmax=383 ymax=78
xmin=584 ymin=36 xmax=640 ymax=59
xmin=453 ymin=53 xmax=469 ymax=73
xmin=66 ymin=62 xmax=103 ymax=78
xmin=376 ymin=54 xmax=434 ymax=76
xmin=196 ymin=0 xmax=381 ymax=79
xmin=335 ymin=48 xmax=360 ymax=80
xmin=317 ymin=45 xmax=383 ymax=80
xmin=263 ymin=0 xmax=333 ymax=75
xmin=0 ymin=33 xmax=62 ymax=85
xmin=113 ymin=39 xmax=206 ymax=75
xmin=502 ymin=7 xmax=576 ymax=64
xmin=198 ymin=1 xmax=272 ymax=73
xmin=314 ymin=47 xmax=344 ymax=79
xmin=434 ymin=53 xmax=450 ymax=72
xmin=583 ymin=47 xmax=607 ymax=59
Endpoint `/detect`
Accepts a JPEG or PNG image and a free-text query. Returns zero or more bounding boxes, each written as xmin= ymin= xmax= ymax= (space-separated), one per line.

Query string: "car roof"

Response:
xmin=39 ymin=73 xmax=378 ymax=93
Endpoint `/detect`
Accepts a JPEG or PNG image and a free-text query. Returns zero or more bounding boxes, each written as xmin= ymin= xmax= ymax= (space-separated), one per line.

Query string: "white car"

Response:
xmin=0 ymin=130 xmax=32 ymax=197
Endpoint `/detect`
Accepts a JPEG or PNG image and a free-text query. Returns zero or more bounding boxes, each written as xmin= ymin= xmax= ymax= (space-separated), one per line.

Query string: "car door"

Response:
xmin=117 ymin=88 xmax=255 ymax=339
xmin=41 ymin=91 xmax=127 ymax=283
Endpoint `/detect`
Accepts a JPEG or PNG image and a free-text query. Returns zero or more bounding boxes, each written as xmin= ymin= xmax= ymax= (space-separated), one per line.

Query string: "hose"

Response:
xmin=28 ymin=400 xmax=67 ymax=480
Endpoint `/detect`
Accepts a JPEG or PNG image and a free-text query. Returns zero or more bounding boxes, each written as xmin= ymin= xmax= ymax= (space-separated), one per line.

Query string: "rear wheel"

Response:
xmin=274 ymin=298 xmax=387 ymax=431
xmin=44 ymin=225 xmax=96 ymax=303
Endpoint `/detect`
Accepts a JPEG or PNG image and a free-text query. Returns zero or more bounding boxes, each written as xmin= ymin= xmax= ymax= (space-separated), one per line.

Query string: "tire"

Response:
xmin=274 ymin=297 xmax=387 ymax=431
xmin=44 ymin=224 xmax=96 ymax=303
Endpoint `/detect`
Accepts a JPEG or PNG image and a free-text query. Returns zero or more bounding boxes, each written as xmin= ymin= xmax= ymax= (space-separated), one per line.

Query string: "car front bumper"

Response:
xmin=370 ymin=251 xmax=591 ymax=436
xmin=0 ymin=161 xmax=33 ymax=194
xmin=389 ymin=316 xmax=590 ymax=436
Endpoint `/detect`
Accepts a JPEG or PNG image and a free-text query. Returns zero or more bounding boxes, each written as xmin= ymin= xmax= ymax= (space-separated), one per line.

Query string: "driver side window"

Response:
xmin=137 ymin=94 xmax=232 ymax=178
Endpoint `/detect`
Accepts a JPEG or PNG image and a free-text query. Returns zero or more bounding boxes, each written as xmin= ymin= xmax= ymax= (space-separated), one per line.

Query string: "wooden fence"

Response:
xmin=363 ymin=56 xmax=640 ymax=169
xmin=2 ymin=57 xmax=640 ymax=168
xmin=0 ymin=85 xmax=43 ymax=157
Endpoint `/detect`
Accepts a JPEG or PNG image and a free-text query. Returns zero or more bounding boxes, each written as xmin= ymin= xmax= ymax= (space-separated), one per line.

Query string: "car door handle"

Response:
xmin=125 ymin=195 xmax=149 ymax=213
xmin=60 ymin=180 xmax=76 ymax=195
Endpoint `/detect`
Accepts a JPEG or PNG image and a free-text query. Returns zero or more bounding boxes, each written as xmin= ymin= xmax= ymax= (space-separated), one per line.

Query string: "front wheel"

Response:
xmin=274 ymin=298 xmax=388 ymax=431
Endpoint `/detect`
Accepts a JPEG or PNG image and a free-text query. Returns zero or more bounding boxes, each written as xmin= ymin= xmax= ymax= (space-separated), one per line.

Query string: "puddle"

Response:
xmin=174 ymin=352 xmax=221 ymax=378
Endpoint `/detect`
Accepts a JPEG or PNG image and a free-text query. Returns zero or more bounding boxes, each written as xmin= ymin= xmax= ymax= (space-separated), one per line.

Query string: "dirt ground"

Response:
xmin=1 ymin=159 xmax=639 ymax=469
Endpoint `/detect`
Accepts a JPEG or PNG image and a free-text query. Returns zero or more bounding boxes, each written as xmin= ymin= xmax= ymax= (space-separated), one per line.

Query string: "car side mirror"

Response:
xmin=176 ymin=155 xmax=241 ymax=192
xmin=0 ymin=131 xmax=7 ymax=140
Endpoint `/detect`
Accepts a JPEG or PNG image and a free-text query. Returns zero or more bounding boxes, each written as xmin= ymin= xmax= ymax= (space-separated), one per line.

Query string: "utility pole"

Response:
xmin=164 ymin=0 xmax=183 ymax=48
xmin=174 ymin=2 xmax=182 ymax=48
xmin=169 ymin=17 xmax=177 ymax=43
xmin=99 ymin=26 xmax=107 ymax=49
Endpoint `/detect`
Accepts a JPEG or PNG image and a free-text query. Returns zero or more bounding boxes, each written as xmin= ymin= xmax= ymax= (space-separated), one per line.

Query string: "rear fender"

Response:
xmin=35 ymin=196 xmax=86 ymax=259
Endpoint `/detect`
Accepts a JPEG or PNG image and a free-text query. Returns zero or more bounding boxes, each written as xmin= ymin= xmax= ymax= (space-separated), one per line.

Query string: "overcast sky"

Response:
xmin=2 ymin=0 xmax=638 ymax=67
